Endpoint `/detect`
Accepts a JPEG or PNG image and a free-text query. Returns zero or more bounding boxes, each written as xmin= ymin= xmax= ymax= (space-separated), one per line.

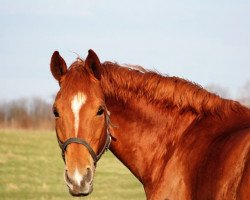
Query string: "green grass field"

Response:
xmin=0 ymin=130 xmax=145 ymax=200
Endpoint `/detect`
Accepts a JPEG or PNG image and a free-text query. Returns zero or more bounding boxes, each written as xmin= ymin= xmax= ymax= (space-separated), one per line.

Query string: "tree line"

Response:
xmin=0 ymin=98 xmax=54 ymax=130
xmin=0 ymin=81 xmax=249 ymax=130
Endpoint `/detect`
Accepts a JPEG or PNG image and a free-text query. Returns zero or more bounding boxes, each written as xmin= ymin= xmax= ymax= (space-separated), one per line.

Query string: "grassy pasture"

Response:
xmin=0 ymin=130 xmax=145 ymax=200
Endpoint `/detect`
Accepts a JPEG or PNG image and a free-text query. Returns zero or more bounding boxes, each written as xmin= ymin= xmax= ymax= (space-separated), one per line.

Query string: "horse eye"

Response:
xmin=53 ymin=108 xmax=60 ymax=118
xmin=97 ymin=106 xmax=104 ymax=116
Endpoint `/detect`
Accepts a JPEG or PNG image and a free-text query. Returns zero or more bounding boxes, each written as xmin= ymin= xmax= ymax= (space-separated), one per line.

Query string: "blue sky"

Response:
xmin=0 ymin=0 xmax=249 ymax=101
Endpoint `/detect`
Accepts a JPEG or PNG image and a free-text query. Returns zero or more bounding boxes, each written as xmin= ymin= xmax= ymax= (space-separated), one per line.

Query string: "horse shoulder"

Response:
xmin=149 ymin=124 xmax=250 ymax=200
xmin=197 ymin=126 xmax=250 ymax=200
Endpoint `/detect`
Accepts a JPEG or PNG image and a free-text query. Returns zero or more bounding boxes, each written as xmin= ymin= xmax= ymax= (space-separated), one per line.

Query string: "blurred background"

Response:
xmin=0 ymin=0 xmax=249 ymax=199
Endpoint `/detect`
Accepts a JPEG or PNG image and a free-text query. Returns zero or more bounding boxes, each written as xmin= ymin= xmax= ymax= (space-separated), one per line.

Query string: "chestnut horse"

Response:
xmin=50 ymin=49 xmax=250 ymax=199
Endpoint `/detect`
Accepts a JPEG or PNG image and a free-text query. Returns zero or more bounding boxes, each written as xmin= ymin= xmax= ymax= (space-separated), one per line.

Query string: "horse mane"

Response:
xmin=101 ymin=62 xmax=245 ymax=116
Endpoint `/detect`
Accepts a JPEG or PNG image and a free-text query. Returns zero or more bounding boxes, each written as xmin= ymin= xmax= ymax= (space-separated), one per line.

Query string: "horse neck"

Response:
xmin=100 ymin=66 xmax=199 ymax=191
xmin=98 ymin=64 xmax=250 ymax=199
xmin=106 ymin=96 xmax=197 ymax=183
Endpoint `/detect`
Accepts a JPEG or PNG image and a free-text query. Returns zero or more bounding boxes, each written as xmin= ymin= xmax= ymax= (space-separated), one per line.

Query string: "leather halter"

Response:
xmin=57 ymin=113 xmax=112 ymax=165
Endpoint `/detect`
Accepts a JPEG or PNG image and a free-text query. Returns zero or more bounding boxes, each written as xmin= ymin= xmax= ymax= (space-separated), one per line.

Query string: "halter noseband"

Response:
xmin=57 ymin=113 xmax=112 ymax=165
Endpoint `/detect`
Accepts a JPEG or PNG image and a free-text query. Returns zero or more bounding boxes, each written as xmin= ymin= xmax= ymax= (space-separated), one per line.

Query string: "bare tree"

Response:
xmin=237 ymin=81 xmax=250 ymax=107
xmin=29 ymin=97 xmax=54 ymax=129
xmin=205 ymin=84 xmax=231 ymax=99
xmin=0 ymin=97 xmax=54 ymax=130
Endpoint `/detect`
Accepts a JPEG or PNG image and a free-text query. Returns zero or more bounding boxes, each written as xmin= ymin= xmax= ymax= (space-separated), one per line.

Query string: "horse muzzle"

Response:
xmin=64 ymin=167 xmax=94 ymax=196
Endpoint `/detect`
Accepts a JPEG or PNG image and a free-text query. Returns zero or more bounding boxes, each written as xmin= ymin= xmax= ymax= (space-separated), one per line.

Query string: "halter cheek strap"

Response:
xmin=57 ymin=113 xmax=112 ymax=165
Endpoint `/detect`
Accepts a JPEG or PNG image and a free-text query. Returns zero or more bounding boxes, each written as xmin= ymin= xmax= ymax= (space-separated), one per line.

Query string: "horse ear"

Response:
xmin=50 ymin=51 xmax=68 ymax=82
xmin=85 ymin=49 xmax=102 ymax=80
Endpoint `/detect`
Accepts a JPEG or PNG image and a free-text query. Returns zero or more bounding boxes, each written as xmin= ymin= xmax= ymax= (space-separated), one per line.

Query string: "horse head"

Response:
xmin=50 ymin=50 xmax=110 ymax=196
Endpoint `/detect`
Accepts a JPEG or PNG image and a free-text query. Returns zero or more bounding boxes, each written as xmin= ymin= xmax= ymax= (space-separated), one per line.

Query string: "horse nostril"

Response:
xmin=85 ymin=167 xmax=92 ymax=183
xmin=65 ymin=170 xmax=73 ymax=185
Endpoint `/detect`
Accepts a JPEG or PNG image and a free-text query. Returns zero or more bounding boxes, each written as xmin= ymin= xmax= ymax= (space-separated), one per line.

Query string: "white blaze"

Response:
xmin=71 ymin=92 xmax=87 ymax=136
xmin=73 ymin=168 xmax=83 ymax=186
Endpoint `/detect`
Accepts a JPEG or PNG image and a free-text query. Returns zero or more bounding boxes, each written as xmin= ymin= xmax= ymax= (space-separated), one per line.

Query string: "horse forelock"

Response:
xmin=60 ymin=61 xmax=98 ymax=95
